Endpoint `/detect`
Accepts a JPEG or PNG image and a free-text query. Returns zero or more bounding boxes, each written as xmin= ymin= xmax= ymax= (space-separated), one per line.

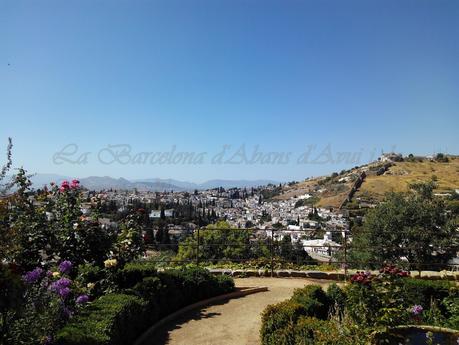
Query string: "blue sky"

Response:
xmin=1 ymin=0 xmax=458 ymax=182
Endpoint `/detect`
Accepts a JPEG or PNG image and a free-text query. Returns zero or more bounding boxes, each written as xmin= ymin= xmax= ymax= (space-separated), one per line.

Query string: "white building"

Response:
xmin=301 ymin=232 xmax=341 ymax=260
xmin=149 ymin=209 xmax=175 ymax=218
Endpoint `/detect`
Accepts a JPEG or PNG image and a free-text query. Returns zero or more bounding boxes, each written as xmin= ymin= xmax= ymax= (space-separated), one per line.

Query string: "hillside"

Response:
xmin=275 ymin=155 xmax=459 ymax=209
xmin=355 ymin=157 xmax=459 ymax=203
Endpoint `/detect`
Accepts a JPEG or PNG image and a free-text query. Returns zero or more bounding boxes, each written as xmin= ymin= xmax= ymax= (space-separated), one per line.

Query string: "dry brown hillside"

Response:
xmin=355 ymin=157 xmax=459 ymax=202
xmin=275 ymin=156 xmax=459 ymax=208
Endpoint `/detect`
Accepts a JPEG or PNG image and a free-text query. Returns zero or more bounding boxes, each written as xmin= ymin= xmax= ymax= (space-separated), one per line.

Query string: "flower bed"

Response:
xmin=0 ymin=175 xmax=236 ymax=345
xmin=260 ymin=265 xmax=458 ymax=345
xmin=55 ymin=265 xmax=234 ymax=345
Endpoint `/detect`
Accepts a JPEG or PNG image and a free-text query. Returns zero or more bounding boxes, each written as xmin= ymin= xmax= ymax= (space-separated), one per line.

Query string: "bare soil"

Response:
xmin=143 ymin=277 xmax=332 ymax=345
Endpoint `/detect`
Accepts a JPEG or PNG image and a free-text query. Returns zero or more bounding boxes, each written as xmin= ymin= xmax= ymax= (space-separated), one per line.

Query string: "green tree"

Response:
xmin=279 ymin=234 xmax=294 ymax=260
xmin=7 ymin=169 xmax=49 ymax=269
xmin=0 ymin=138 xmax=18 ymax=261
xmin=176 ymin=221 xmax=251 ymax=263
xmin=277 ymin=235 xmax=314 ymax=265
xmin=0 ymin=137 xmax=13 ymax=196
xmin=435 ymin=153 xmax=449 ymax=163
xmin=348 ymin=181 xmax=458 ymax=272
xmin=113 ymin=211 xmax=145 ymax=265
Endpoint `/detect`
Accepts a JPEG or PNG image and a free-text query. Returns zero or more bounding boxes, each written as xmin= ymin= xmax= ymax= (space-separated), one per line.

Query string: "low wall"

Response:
xmin=207 ymin=269 xmax=459 ymax=281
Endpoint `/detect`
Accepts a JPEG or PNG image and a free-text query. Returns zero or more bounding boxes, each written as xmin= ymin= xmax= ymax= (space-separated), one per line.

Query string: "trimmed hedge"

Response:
xmin=56 ymin=294 xmax=148 ymax=345
xmin=260 ymin=284 xmax=332 ymax=345
xmin=133 ymin=267 xmax=235 ymax=318
xmin=115 ymin=261 xmax=158 ymax=289
xmin=291 ymin=285 xmax=330 ymax=320
xmin=260 ymin=301 xmax=307 ymax=345
xmin=56 ymin=266 xmax=235 ymax=345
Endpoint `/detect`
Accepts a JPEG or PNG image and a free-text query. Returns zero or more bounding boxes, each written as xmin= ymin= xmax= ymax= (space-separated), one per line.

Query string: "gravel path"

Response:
xmin=142 ymin=277 xmax=333 ymax=345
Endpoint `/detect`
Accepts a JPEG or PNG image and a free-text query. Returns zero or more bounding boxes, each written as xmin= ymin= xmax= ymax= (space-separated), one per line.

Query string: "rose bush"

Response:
xmin=261 ymin=265 xmax=457 ymax=345
xmin=0 ymin=169 xmax=149 ymax=344
xmin=346 ymin=265 xmax=412 ymax=327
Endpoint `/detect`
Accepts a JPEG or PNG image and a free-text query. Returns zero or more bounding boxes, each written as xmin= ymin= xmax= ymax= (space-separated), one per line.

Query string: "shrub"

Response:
xmin=0 ymin=263 xmax=24 ymax=314
xmin=293 ymin=317 xmax=328 ymax=345
xmin=57 ymin=267 xmax=235 ymax=345
xmin=442 ymin=287 xmax=459 ymax=329
xmin=260 ymin=272 xmax=457 ymax=345
xmin=215 ymin=274 xmax=235 ymax=293
xmin=260 ymin=285 xmax=337 ymax=345
xmin=345 ymin=268 xmax=413 ymax=327
xmin=130 ymin=276 xmax=162 ymax=301
xmin=260 ymin=301 xmax=306 ymax=345
xmin=293 ymin=317 xmax=367 ymax=345
xmin=3 ymin=263 xmax=89 ymax=345
xmin=401 ymin=278 xmax=452 ymax=310
xmin=76 ymin=264 xmax=105 ymax=298
xmin=291 ymin=285 xmax=330 ymax=320
xmin=326 ymin=283 xmax=346 ymax=316
xmin=77 ymin=263 xmax=103 ymax=284
xmin=130 ymin=277 xmax=162 ymax=324
xmin=166 ymin=267 xmax=213 ymax=302
xmin=56 ymin=294 xmax=148 ymax=345
xmin=115 ymin=261 xmax=157 ymax=289
xmin=155 ymin=272 xmax=186 ymax=316
xmin=262 ymin=313 xmax=367 ymax=345
xmin=128 ymin=267 xmax=234 ymax=318
xmin=344 ymin=282 xmax=380 ymax=327
xmin=164 ymin=267 xmax=234 ymax=304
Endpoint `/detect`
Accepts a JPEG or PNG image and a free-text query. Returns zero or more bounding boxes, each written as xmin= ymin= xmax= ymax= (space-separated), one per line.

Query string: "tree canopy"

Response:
xmin=348 ymin=180 xmax=459 ymax=271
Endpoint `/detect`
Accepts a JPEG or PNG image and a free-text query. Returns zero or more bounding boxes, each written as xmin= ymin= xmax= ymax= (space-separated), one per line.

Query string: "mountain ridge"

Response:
xmin=18 ymin=174 xmax=281 ymax=191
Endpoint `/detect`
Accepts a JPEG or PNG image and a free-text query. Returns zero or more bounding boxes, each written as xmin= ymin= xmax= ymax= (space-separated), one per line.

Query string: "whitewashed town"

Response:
xmin=91 ymin=185 xmax=346 ymax=262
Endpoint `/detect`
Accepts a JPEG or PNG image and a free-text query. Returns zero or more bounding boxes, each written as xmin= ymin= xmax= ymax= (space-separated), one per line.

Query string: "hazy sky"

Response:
xmin=1 ymin=0 xmax=458 ymax=182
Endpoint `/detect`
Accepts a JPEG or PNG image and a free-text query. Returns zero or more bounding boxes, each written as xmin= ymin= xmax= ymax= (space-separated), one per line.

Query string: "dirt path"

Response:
xmin=141 ymin=277 xmax=332 ymax=345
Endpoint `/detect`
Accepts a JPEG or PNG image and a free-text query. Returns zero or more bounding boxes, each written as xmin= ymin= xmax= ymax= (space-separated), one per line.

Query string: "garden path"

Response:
xmin=140 ymin=277 xmax=332 ymax=345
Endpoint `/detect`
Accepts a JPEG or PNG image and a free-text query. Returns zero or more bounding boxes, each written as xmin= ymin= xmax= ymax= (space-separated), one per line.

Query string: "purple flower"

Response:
xmin=411 ymin=304 xmax=423 ymax=315
xmin=58 ymin=287 xmax=71 ymax=298
xmin=58 ymin=260 xmax=72 ymax=274
xmin=23 ymin=267 xmax=44 ymax=284
xmin=56 ymin=277 xmax=71 ymax=288
xmin=76 ymin=294 xmax=89 ymax=304
xmin=49 ymin=277 xmax=72 ymax=298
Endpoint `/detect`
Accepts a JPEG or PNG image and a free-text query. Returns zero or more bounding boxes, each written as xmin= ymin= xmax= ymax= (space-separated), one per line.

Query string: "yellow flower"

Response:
xmin=87 ymin=282 xmax=95 ymax=289
xmin=104 ymin=259 xmax=118 ymax=268
xmin=52 ymin=271 xmax=60 ymax=277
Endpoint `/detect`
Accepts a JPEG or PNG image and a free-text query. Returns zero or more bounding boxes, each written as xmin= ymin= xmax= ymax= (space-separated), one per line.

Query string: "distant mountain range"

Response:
xmin=17 ymin=174 xmax=280 ymax=191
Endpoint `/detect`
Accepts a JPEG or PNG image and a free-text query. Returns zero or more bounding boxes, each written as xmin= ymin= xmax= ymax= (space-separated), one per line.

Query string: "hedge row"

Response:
xmin=400 ymin=278 xmax=452 ymax=309
xmin=56 ymin=266 xmax=235 ymax=345
xmin=260 ymin=279 xmax=455 ymax=345
xmin=260 ymin=284 xmax=334 ymax=345
xmin=115 ymin=261 xmax=158 ymax=289
xmin=55 ymin=294 xmax=148 ymax=345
